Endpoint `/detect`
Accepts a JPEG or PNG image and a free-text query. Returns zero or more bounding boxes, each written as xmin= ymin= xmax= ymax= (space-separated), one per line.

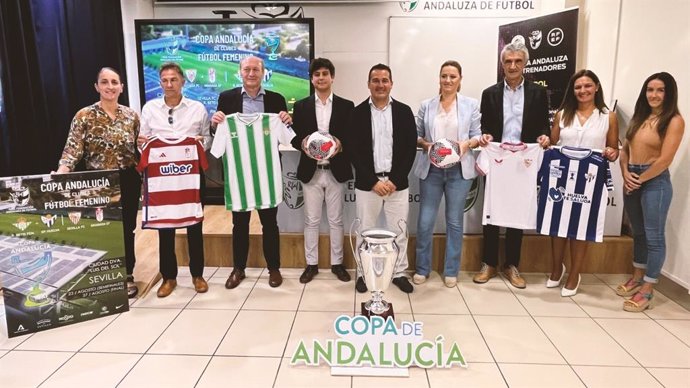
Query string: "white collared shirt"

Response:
xmin=315 ymin=93 xmax=333 ymax=133
xmin=369 ymin=96 xmax=393 ymax=174
xmin=140 ymin=96 xmax=211 ymax=149
xmin=315 ymin=93 xmax=334 ymax=166
xmin=502 ymin=78 xmax=525 ymax=143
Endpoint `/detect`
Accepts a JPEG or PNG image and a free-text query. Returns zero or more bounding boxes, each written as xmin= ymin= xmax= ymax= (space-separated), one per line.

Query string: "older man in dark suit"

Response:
xmin=473 ymin=41 xmax=551 ymax=289
xmin=347 ymin=63 xmax=418 ymax=294
xmin=210 ymin=55 xmax=292 ymax=289
xmin=290 ymin=58 xmax=354 ymax=284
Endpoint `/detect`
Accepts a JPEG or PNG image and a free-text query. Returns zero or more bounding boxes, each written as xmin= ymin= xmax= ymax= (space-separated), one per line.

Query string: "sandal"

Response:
xmin=616 ymin=278 xmax=643 ymax=297
xmin=623 ymin=292 xmax=654 ymax=312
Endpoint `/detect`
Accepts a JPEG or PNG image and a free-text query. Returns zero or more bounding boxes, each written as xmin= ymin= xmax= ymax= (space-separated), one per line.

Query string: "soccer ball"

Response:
xmin=428 ymin=139 xmax=461 ymax=169
xmin=305 ymin=132 xmax=338 ymax=160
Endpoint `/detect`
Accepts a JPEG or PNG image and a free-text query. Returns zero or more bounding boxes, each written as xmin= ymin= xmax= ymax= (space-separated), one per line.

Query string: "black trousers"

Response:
xmin=158 ymin=173 xmax=206 ymax=280
xmin=159 ymin=222 xmax=205 ymax=280
xmin=119 ymin=167 xmax=141 ymax=276
xmin=232 ymin=207 xmax=280 ymax=271
xmin=482 ymin=224 xmax=523 ymax=268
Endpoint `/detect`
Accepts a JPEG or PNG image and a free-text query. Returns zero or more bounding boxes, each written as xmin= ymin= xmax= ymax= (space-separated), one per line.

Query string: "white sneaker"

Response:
xmin=444 ymin=276 xmax=458 ymax=288
xmin=412 ymin=273 xmax=427 ymax=285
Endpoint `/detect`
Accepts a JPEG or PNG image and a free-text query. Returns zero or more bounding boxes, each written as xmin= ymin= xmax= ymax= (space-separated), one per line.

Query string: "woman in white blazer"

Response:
xmin=413 ymin=60 xmax=482 ymax=287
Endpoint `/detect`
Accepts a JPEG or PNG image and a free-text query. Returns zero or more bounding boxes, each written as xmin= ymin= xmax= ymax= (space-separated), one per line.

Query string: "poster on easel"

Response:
xmin=0 ymin=170 xmax=128 ymax=337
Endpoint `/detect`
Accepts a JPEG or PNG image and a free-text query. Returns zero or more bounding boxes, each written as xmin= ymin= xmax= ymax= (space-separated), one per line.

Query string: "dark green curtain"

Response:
xmin=0 ymin=0 xmax=128 ymax=176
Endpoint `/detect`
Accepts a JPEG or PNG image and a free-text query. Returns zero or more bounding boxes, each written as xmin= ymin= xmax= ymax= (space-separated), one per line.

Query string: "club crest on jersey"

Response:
xmin=549 ymin=187 xmax=565 ymax=202
xmin=41 ymin=214 xmax=55 ymax=228
xmin=185 ymin=147 xmax=192 ymax=159
xmin=68 ymin=211 xmax=81 ymax=224
xmin=160 ymin=163 xmax=193 ymax=175
xmin=523 ymin=158 xmax=533 ymax=168
xmin=13 ymin=217 xmax=31 ymax=231
xmin=585 ymin=172 xmax=596 ymax=182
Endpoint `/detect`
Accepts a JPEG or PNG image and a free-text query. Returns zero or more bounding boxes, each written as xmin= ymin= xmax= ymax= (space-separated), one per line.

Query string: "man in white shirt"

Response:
xmin=290 ymin=58 xmax=354 ymax=284
xmin=346 ymin=64 xmax=418 ymax=294
xmin=138 ymin=62 xmax=210 ymax=298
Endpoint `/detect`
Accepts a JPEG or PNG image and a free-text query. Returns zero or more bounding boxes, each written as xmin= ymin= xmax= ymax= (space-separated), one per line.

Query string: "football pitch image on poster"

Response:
xmin=135 ymin=19 xmax=314 ymax=115
xmin=0 ymin=170 xmax=128 ymax=337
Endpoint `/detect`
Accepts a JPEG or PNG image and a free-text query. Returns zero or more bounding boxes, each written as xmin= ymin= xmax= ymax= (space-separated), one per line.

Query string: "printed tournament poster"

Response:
xmin=498 ymin=8 xmax=579 ymax=119
xmin=0 ymin=170 xmax=128 ymax=337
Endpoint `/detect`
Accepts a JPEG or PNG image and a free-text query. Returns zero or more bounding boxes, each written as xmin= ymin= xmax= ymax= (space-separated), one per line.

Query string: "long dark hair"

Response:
xmin=558 ymin=69 xmax=607 ymax=127
xmin=438 ymin=60 xmax=462 ymax=95
xmin=626 ymin=72 xmax=680 ymax=141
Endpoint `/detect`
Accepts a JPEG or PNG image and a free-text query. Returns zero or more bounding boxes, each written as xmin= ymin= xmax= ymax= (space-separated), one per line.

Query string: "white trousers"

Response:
xmin=302 ymin=169 xmax=345 ymax=265
xmin=355 ymin=183 xmax=409 ymax=278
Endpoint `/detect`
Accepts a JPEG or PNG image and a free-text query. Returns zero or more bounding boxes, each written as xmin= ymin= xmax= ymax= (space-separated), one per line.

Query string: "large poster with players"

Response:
xmin=498 ymin=7 xmax=578 ymax=118
xmin=0 ymin=170 xmax=128 ymax=338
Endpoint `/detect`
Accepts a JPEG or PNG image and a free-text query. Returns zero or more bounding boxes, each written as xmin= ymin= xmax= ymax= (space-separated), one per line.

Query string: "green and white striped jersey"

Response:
xmin=211 ymin=113 xmax=295 ymax=211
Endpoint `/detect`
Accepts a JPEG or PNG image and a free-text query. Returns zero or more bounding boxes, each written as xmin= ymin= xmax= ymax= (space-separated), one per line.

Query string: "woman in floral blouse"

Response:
xmin=57 ymin=67 xmax=141 ymax=298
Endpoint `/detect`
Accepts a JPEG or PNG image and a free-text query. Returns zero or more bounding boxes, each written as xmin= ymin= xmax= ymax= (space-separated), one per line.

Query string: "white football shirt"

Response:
xmin=476 ymin=142 xmax=543 ymax=229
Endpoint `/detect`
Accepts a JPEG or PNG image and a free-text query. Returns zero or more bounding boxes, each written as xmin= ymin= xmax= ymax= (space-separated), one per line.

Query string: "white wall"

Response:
xmin=607 ymin=0 xmax=690 ymax=290
xmin=120 ymin=0 xmax=690 ymax=289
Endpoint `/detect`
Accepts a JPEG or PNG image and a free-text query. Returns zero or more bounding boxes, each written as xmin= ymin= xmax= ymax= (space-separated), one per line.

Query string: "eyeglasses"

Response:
xmin=168 ymin=108 xmax=174 ymax=125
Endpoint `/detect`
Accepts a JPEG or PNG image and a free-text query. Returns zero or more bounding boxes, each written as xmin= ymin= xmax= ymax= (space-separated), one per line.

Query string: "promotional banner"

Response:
xmin=498 ymin=7 xmax=578 ymax=118
xmin=277 ymin=149 xmax=484 ymax=235
xmin=0 ymin=170 xmax=128 ymax=338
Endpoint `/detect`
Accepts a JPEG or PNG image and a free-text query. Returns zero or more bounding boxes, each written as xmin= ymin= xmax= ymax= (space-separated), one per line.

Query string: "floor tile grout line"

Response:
xmin=272 ymin=280 xmax=306 ymax=388
xmin=33 ymin=308 xmax=126 ymax=387
xmin=505 ymin=280 xmax=588 ymax=387
xmin=454 ymin=282 xmax=510 ymax=387
xmin=643 ymin=317 xmax=690 ymax=349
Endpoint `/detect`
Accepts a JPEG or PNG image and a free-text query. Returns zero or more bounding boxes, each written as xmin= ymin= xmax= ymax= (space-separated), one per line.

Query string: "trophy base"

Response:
xmin=361 ymin=302 xmax=394 ymax=320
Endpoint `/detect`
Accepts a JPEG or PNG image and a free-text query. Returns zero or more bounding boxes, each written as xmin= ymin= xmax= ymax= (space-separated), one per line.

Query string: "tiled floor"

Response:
xmin=1 ymin=269 xmax=689 ymax=388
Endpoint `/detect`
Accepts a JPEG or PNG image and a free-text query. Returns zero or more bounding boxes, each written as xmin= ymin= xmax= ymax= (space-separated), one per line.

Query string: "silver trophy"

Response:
xmin=350 ymin=219 xmax=407 ymax=317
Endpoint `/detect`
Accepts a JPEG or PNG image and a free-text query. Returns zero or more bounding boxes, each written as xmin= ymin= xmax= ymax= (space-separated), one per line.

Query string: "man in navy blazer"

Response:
xmin=210 ymin=55 xmax=292 ymax=290
xmin=473 ymin=41 xmax=551 ymax=289
xmin=347 ymin=63 xmax=418 ymax=294
xmin=290 ymin=58 xmax=354 ymax=284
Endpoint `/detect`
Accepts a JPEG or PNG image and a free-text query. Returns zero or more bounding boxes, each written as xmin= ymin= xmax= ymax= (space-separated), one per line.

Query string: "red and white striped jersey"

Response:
xmin=137 ymin=136 xmax=208 ymax=229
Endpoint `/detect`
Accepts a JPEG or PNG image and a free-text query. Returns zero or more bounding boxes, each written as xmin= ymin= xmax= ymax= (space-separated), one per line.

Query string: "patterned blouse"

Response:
xmin=59 ymin=103 xmax=140 ymax=170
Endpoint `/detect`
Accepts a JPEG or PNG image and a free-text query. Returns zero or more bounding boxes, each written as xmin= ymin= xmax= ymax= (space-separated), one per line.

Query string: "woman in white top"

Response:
xmin=548 ymin=69 xmax=619 ymax=296
xmin=413 ymin=60 xmax=482 ymax=288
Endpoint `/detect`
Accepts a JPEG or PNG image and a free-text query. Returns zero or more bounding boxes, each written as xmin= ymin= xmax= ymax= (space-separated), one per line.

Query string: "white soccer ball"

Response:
xmin=305 ymin=132 xmax=338 ymax=160
xmin=428 ymin=138 xmax=461 ymax=169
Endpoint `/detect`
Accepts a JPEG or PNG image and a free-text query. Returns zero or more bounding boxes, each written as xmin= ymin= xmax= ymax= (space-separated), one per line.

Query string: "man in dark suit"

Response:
xmin=290 ymin=58 xmax=354 ymax=284
xmin=210 ymin=55 xmax=292 ymax=289
xmin=473 ymin=40 xmax=551 ymax=289
xmin=347 ymin=63 xmax=418 ymax=294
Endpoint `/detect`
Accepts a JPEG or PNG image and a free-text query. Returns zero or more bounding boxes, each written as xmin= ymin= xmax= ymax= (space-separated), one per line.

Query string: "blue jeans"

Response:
xmin=624 ymin=164 xmax=672 ymax=283
xmin=416 ymin=166 xmax=473 ymax=277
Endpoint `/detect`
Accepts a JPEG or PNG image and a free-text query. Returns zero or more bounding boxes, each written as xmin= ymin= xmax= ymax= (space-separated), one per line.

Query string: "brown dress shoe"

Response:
xmin=299 ymin=265 xmax=319 ymax=284
xmin=269 ymin=270 xmax=283 ymax=288
xmin=503 ymin=265 xmax=526 ymax=289
xmin=473 ymin=263 xmax=497 ymax=284
xmin=192 ymin=276 xmax=208 ymax=293
xmin=225 ymin=269 xmax=245 ymax=289
xmin=157 ymin=279 xmax=177 ymax=298
xmin=331 ymin=264 xmax=351 ymax=282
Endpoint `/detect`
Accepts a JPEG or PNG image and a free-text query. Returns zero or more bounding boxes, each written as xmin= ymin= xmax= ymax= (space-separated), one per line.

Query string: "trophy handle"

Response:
xmin=349 ymin=218 xmax=364 ymax=277
xmin=393 ymin=219 xmax=409 ymax=272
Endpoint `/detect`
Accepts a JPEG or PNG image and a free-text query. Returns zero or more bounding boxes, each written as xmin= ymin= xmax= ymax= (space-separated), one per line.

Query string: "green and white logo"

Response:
xmin=399 ymin=1 xmax=419 ymax=13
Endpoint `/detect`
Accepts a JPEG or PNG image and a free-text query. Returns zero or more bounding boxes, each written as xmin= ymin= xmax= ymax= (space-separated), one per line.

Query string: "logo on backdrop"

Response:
xmin=547 ymin=27 xmax=564 ymax=46
xmin=283 ymin=172 xmax=304 ymax=209
xmin=399 ymin=1 xmax=419 ymax=12
xmin=529 ymin=30 xmax=542 ymax=49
